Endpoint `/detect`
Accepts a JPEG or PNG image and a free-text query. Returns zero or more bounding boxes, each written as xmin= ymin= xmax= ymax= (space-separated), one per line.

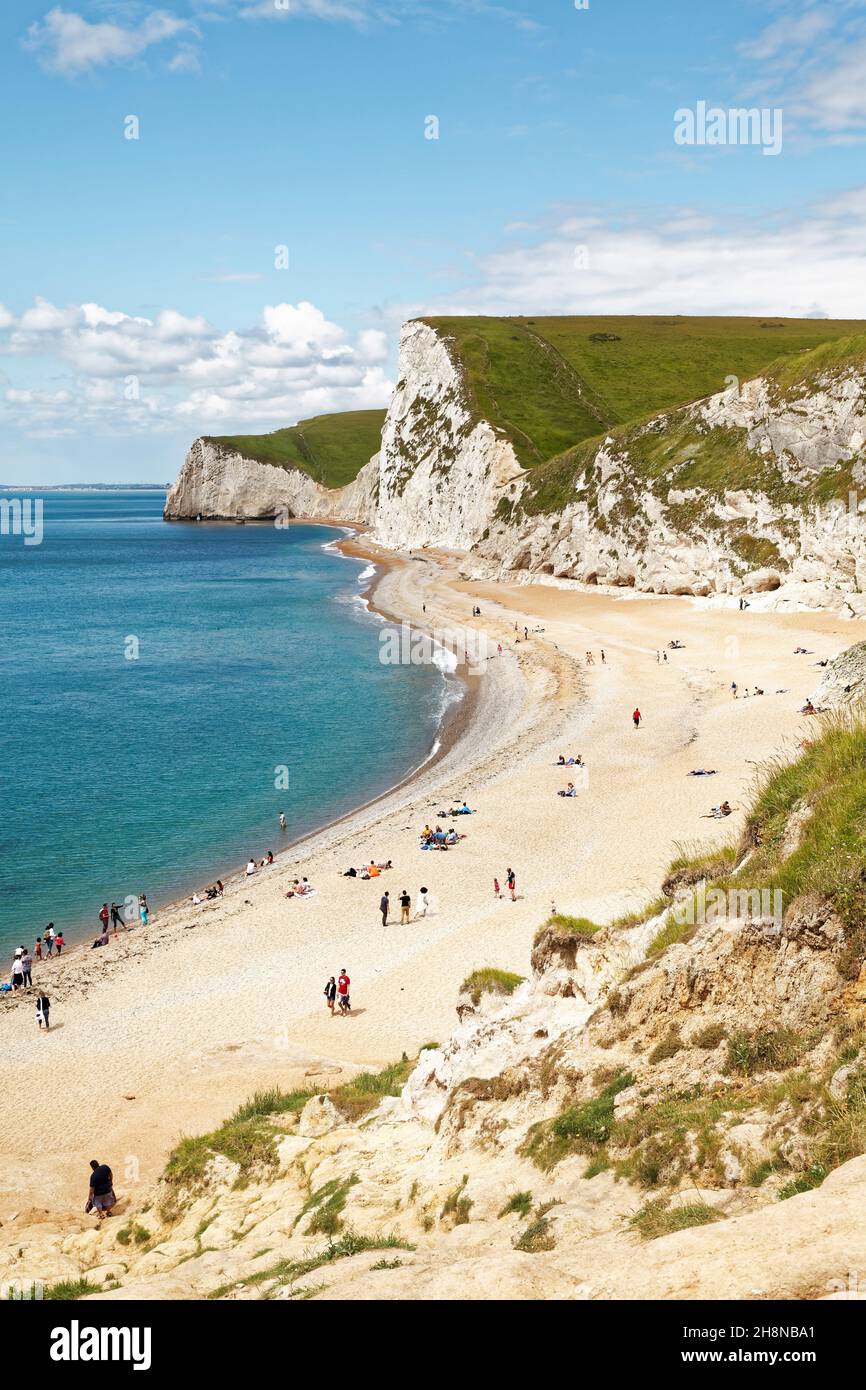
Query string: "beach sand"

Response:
xmin=1 ymin=549 xmax=860 ymax=1222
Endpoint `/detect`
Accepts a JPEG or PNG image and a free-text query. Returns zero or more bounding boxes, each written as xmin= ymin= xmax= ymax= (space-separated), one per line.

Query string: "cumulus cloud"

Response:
xmin=0 ymin=298 xmax=394 ymax=437
xmin=414 ymin=191 xmax=866 ymax=319
xmin=24 ymin=6 xmax=195 ymax=75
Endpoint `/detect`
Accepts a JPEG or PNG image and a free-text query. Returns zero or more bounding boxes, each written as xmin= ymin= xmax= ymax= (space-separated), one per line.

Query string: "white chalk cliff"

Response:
xmin=165 ymin=320 xmax=866 ymax=611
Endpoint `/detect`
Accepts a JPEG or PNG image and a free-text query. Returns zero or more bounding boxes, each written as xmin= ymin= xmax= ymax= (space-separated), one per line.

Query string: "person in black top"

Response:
xmin=87 ymin=1159 xmax=116 ymax=1218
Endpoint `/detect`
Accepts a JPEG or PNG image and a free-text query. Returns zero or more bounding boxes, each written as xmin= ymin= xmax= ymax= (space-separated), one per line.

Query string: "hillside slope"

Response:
xmin=421 ymin=315 xmax=863 ymax=469
xmin=203 ymin=410 xmax=387 ymax=489
xmin=12 ymin=707 xmax=866 ymax=1301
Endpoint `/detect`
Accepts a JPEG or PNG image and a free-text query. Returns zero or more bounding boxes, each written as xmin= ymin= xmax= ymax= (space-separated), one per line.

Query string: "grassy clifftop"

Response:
xmin=421 ymin=315 xmax=864 ymax=470
xmin=199 ymin=317 xmax=864 ymax=495
xmin=203 ymin=409 xmax=387 ymax=489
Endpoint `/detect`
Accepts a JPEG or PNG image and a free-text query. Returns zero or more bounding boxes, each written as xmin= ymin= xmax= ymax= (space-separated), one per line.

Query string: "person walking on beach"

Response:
xmin=324 ymin=976 xmax=337 ymax=1014
xmin=98 ymin=903 xmax=110 ymax=934
xmin=493 ymin=877 xmax=501 ymax=899
xmin=632 ymin=708 xmax=642 ymax=729
xmin=417 ymin=887 xmax=429 ymax=918
xmin=139 ymin=896 xmax=149 ymax=926
xmin=36 ymin=992 xmax=50 ymax=1031
xmin=110 ymin=902 xmax=124 ymax=932
xmin=601 ymin=650 xmax=606 ymax=664
xmin=54 ymin=932 xmax=65 ymax=955
xmin=380 ymin=891 xmax=390 ymax=927
xmin=87 ymin=1159 xmax=116 ymax=1219
xmin=507 ymin=868 xmax=516 ymax=902
xmin=34 ymin=937 xmax=42 ymax=962
xmin=21 ymin=950 xmax=33 ymax=988
xmin=337 ymin=969 xmax=351 ymax=1015
xmin=44 ymin=925 xmax=55 ymax=957
xmin=11 ymin=954 xmax=24 ymax=991
xmin=399 ymin=889 xmax=412 ymax=925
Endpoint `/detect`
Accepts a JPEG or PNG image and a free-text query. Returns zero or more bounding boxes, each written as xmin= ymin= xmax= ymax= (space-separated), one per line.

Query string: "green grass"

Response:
xmin=733 ymin=709 xmax=866 ymax=972
xmin=421 ymin=315 xmax=861 ymax=472
xmin=161 ymin=1059 xmax=417 ymax=1209
xmin=329 ymin=1056 xmax=416 ymax=1120
xmin=207 ymin=1231 xmax=415 ymax=1300
xmin=498 ymin=1190 xmax=533 ymax=1219
xmin=521 ymin=1071 xmax=634 ymax=1171
xmin=205 ymin=408 xmax=386 ymax=489
xmin=461 ymin=968 xmax=525 ymax=1007
xmin=116 ymin=1222 xmax=150 ymax=1248
xmin=778 ymin=1167 xmax=828 ymax=1201
xmin=726 ymin=1029 xmax=806 ymax=1077
xmin=627 ymin=1198 xmax=721 ymax=1240
xmin=513 ymin=1201 xmax=559 ymax=1253
xmin=534 ymin=913 xmax=604 ymax=946
xmin=440 ymin=1175 xmax=473 ymax=1225
xmin=42 ymin=1279 xmax=100 ymax=1301
xmin=296 ymin=1175 xmax=359 ymax=1237
xmin=230 ymin=1088 xmax=312 ymax=1122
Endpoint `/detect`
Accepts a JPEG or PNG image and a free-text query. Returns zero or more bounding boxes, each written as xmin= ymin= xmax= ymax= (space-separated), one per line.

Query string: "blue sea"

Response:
xmin=0 ymin=491 xmax=453 ymax=957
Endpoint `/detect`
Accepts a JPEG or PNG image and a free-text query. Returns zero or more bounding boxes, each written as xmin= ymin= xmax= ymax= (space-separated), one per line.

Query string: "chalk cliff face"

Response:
xmin=368 ymin=320 xmax=522 ymax=550
xmin=163 ymin=436 xmax=378 ymax=524
xmin=165 ymin=322 xmax=866 ymax=611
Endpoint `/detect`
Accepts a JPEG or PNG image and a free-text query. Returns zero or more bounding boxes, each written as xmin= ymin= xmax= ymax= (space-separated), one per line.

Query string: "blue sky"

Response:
xmin=2 ymin=0 xmax=866 ymax=481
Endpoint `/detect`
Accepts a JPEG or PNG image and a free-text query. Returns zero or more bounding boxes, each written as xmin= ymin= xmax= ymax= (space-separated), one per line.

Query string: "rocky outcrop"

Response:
xmin=814 ymin=641 xmax=866 ymax=706
xmin=166 ymin=322 xmax=866 ymax=611
xmin=163 ymin=436 xmax=377 ymax=523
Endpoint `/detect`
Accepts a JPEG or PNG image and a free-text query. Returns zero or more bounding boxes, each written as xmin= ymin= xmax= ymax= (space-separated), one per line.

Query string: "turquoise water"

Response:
xmin=0 ymin=492 xmax=451 ymax=955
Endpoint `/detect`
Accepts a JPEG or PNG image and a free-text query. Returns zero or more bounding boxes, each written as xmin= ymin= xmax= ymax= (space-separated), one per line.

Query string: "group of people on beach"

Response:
xmin=93 ymin=897 xmax=150 ymax=942
xmin=324 ymin=968 xmax=351 ymax=1015
xmin=420 ymin=823 xmax=464 ymax=849
xmin=379 ymin=887 xmax=429 ymax=924
xmin=494 ymin=869 xmax=518 ymax=901
xmin=4 ymin=892 xmax=151 ymax=1017
xmin=190 ymin=882 xmax=224 ymax=905
xmin=6 ymin=947 xmax=51 ymax=1029
xmin=343 ymin=860 xmax=393 ymax=879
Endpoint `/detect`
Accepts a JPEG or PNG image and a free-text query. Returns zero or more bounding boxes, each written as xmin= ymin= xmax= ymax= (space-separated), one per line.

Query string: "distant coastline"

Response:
xmin=0 ymin=483 xmax=170 ymax=491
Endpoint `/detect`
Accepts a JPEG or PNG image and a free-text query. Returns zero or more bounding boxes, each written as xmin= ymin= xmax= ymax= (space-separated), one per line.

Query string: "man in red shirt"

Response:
xmin=337 ymin=969 xmax=351 ymax=1015
xmin=98 ymin=903 xmax=110 ymax=932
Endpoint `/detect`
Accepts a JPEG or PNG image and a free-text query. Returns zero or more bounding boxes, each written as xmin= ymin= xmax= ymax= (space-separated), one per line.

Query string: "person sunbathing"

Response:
xmin=558 ymin=782 xmax=578 ymax=797
xmin=688 ymin=768 xmax=717 ymax=776
xmin=368 ymin=862 xmax=381 ymax=877
xmin=802 ymin=699 xmax=817 ymax=715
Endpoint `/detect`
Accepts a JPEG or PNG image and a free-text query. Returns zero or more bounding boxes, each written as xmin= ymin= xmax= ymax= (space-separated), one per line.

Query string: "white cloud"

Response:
xmin=412 ymin=191 xmax=866 ymax=320
xmin=739 ymin=9 xmax=832 ymax=63
xmin=738 ymin=4 xmax=866 ymax=137
xmin=166 ymin=44 xmax=202 ymax=73
xmin=24 ymin=6 xmax=195 ymax=75
xmin=0 ymin=297 xmax=394 ymax=437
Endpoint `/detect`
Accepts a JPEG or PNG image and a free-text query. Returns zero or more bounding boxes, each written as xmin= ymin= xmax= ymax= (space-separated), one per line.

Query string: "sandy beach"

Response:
xmin=1 ymin=549 xmax=860 ymax=1225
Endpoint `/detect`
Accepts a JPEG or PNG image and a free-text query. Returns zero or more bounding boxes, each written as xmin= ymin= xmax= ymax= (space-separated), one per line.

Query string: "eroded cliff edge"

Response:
xmin=165 ymin=319 xmax=866 ymax=611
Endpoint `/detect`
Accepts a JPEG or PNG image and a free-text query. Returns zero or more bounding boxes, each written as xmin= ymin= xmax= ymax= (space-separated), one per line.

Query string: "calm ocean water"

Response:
xmin=0 ymin=492 xmax=451 ymax=956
